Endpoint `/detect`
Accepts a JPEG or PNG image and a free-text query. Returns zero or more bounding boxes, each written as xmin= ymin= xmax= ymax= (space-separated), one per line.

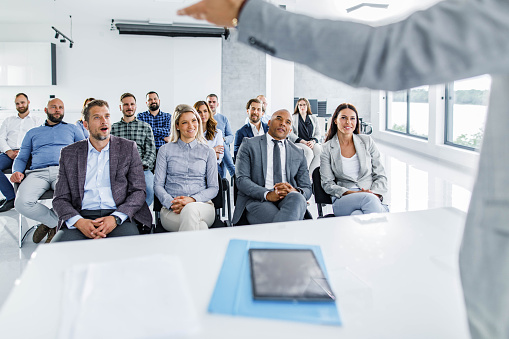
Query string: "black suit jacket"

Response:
xmin=234 ymin=122 xmax=269 ymax=159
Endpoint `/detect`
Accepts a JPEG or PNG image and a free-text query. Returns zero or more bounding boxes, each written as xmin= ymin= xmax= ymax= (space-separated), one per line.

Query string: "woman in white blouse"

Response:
xmin=194 ymin=101 xmax=224 ymax=167
xmin=320 ymin=103 xmax=388 ymax=216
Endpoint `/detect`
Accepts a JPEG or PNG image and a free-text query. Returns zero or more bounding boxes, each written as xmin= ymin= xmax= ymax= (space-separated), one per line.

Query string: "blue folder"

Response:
xmin=208 ymin=239 xmax=342 ymax=326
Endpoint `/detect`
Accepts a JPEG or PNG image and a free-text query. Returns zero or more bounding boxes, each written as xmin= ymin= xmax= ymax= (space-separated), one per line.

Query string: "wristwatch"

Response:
xmin=113 ymin=215 xmax=122 ymax=226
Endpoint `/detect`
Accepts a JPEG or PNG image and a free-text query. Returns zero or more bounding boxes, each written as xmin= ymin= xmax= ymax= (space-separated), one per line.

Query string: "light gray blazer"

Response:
xmin=233 ymin=134 xmax=312 ymax=224
xmin=287 ymin=113 xmax=321 ymax=143
xmin=320 ymin=134 xmax=387 ymax=199
xmin=238 ymin=0 xmax=509 ymax=337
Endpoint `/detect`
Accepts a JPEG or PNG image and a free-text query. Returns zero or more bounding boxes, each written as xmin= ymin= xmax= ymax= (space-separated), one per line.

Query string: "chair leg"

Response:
xmin=18 ymin=214 xmax=36 ymax=248
xmin=226 ymin=184 xmax=232 ymax=226
xmin=317 ymin=203 xmax=324 ymax=218
xmin=18 ymin=213 xmax=22 ymax=248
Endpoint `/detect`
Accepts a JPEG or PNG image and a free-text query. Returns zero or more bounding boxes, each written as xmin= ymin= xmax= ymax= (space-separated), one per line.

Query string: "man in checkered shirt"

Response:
xmin=111 ymin=93 xmax=156 ymax=206
xmin=137 ymin=91 xmax=172 ymax=150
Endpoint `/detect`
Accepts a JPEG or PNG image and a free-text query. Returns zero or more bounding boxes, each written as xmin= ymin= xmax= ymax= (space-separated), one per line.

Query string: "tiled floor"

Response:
xmin=0 ymin=140 xmax=477 ymax=309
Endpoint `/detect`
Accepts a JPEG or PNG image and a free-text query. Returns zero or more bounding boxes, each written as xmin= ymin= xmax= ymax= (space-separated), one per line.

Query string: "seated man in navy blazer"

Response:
xmin=233 ymin=109 xmax=311 ymax=225
xmin=52 ymin=99 xmax=152 ymax=242
xmin=234 ymin=98 xmax=269 ymax=159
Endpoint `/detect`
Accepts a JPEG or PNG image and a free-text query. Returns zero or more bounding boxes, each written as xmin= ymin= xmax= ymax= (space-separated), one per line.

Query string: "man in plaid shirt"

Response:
xmin=111 ymin=93 xmax=156 ymax=206
xmin=137 ymin=91 xmax=172 ymax=150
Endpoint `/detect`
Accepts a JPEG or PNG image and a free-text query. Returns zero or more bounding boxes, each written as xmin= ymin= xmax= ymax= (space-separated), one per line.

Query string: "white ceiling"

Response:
xmin=1 ymin=0 xmax=443 ymax=28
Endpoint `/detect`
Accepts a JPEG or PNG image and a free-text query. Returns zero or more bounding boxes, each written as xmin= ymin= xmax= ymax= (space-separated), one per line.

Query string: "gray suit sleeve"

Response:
xmin=238 ymin=0 xmax=509 ymax=91
xmin=311 ymin=115 xmax=321 ymax=143
xmin=236 ymin=140 xmax=269 ymax=201
xmin=294 ymin=149 xmax=312 ymax=200
xmin=319 ymin=142 xmax=348 ymax=198
xmin=366 ymin=137 xmax=388 ymax=196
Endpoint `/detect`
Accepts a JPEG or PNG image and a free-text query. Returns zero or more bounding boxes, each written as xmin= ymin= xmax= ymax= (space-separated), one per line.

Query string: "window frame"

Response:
xmin=385 ymin=89 xmax=428 ymax=140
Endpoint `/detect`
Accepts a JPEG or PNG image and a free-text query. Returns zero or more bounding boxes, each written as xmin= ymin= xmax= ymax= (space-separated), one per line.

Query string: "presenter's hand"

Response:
xmin=177 ymin=0 xmax=245 ymax=27
xmin=10 ymin=171 xmax=24 ymax=183
xmin=305 ymin=140 xmax=315 ymax=149
xmin=75 ymin=218 xmax=105 ymax=239
xmin=92 ymin=216 xmax=117 ymax=236
xmin=6 ymin=150 xmax=18 ymax=159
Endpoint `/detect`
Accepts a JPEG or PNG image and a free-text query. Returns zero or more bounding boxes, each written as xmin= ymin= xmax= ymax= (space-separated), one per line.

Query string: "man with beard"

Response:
xmin=11 ymin=98 xmax=85 ymax=243
xmin=137 ymin=91 xmax=171 ymax=151
xmin=234 ymin=98 xmax=268 ymax=160
xmin=52 ymin=100 xmax=151 ymax=242
xmin=233 ymin=109 xmax=311 ymax=225
xmin=111 ymin=93 xmax=156 ymax=206
xmin=0 ymin=93 xmax=43 ymax=212
xmin=206 ymin=94 xmax=235 ymax=178
xmin=244 ymin=95 xmax=270 ymax=125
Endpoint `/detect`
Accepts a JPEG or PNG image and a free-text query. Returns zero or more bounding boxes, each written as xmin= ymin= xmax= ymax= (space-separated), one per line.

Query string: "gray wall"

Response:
xmin=294 ymin=64 xmax=372 ymax=122
xmin=221 ymin=30 xmax=266 ymax=133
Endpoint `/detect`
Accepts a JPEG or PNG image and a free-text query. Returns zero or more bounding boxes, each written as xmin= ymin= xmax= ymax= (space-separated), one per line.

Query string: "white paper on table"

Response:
xmin=58 ymin=254 xmax=200 ymax=339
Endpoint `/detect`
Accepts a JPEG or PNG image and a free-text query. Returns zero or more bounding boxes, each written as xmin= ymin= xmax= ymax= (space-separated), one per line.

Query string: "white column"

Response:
xmin=266 ymin=54 xmax=294 ymax=116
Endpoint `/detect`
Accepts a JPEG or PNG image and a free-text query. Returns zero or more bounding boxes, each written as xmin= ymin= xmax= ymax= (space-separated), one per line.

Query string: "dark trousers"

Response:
xmin=0 ymin=153 xmax=14 ymax=201
xmin=52 ymin=209 xmax=140 ymax=242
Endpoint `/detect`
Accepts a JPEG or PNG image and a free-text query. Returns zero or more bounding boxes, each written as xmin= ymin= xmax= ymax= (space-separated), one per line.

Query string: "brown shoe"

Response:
xmin=45 ymin=227 xmax=57 ymax=243
xmin=32 ymin=224 xmax=50 ymax=243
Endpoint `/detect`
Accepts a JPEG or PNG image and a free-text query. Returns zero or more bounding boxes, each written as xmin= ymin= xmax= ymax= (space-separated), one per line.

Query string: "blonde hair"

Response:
xmin=169 ymin=104 xmax=206 ymax=144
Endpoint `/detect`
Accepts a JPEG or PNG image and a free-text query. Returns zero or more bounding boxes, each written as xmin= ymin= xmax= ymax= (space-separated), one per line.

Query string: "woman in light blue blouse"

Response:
xmin=154 ymin=104 xmax=219 ymax=231
xmin=320 ymin=103 xmax=388 ymax=216
xmin=194 ymin=101 xmax=224 ymax=168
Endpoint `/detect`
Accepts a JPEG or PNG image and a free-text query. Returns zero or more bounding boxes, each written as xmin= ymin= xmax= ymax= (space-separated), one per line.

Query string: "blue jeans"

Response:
xmin=0 ymin=153 xmax=15 ymax=201
xmin=219 ymin=144 xmax=235 ymax=178
xmin=144 ymin=170 xmax=154 ymax=206
xmin=332 ymin=191 xmax=389 ymax=216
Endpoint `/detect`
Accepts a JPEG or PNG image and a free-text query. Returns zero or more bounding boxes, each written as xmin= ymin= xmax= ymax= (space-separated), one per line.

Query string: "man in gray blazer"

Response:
xmin=180 ymin=0 xmax=509 ymax=337
xmin=52 ymin=100 xmax=152 ymax=242
xmin=233 ymin=109 xmax=311 ymax=225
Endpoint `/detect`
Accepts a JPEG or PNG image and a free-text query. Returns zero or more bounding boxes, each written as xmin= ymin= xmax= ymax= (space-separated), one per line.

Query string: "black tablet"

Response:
xmin=249 ymin=248 xmax=336 ymax=302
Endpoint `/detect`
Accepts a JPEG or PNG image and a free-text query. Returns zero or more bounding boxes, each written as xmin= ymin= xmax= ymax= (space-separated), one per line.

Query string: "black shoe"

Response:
xmin=0 ymin=199 xmax=14 ymax=212
xmin=33 ymin=224 xmax=50 ymax=243
xmin=45 ymin=227 xmax=57 ymax=243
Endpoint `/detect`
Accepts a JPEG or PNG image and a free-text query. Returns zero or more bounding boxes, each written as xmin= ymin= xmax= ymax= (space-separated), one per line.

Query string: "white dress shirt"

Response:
xmin=249 ymin=122 xmax=266 ymax=137
xmin=66 ymin=140 xmax=127 ymax=228
xmin=0 ymin=113 xmax=44 ymax=153
xmin=265 ymin=133 xmax=288 ymax=189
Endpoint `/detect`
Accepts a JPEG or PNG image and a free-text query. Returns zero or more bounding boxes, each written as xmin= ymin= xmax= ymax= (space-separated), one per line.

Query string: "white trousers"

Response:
xmin=160 ymin=201 xmax=215 ymax=232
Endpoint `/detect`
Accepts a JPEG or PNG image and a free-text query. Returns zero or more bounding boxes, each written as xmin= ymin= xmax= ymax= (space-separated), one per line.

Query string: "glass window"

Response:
xmin=386 ymin=86 xmax=429 ymax=139
xmin=386 ymin=90 xmax=407 ymax=133
xmin=409 ymin=86 xmax=429 ymax=138
xmin=445 ymin=75 xmax=490 ymax=150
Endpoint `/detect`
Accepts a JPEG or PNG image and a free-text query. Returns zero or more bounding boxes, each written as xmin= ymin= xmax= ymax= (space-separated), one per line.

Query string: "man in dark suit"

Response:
xmin=234 ymin=98 xmax=269 ymax=160
xmin=233 ymin=109 xmax=311 ymax=225
xmin=52 ymin=99 xmax=152 ymax=242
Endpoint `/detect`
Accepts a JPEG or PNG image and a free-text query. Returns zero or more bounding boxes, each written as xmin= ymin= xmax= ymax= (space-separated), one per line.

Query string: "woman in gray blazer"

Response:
xmin=320 ymin=103 xmax=388 ymax=216
xmin=288 ymin=98 xmax=322 ymax=174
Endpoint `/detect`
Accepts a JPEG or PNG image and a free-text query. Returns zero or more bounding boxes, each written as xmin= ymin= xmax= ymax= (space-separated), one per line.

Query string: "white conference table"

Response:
xmin=0 ymin=208 xmax=470 ymax=338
